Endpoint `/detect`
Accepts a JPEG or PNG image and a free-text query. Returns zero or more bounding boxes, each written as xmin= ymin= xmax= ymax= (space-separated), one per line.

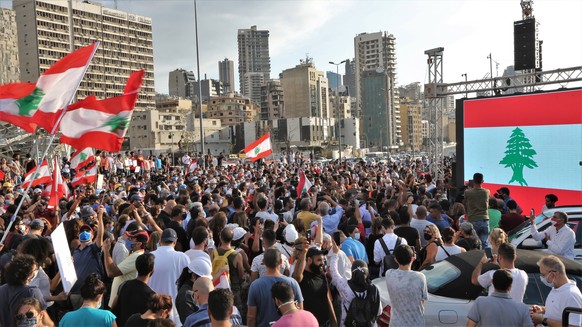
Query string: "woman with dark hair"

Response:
xmin=435 ymin=227 xmax=465 ymax=262
xmin=59 ymin=274 xmax=116 ymax=326
xmin=124 ymin=294 xmax=173 ymax=327
xmin=0 ymin=254 xmax=52 ymax=327
xmin=328 ymin=239 xmax=381 ymax=326
xmin=414 ymin=224 xmax=442 ymax=270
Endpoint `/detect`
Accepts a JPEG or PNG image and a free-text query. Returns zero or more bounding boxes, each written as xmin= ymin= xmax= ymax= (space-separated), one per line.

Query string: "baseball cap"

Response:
xmin=80 ymin=224 xmax=94 ymax=233
xmin=33 ymin=188 xmax=42 ymax=194
xmin=284 ymin=224 xmax=298 ymax=243
xmin=306 ymin=247 xmax=326 ymax=258
xmin=129 ymin=194 xmax=142 ymax=202
xmin=161 ymin=228 xmax=177 ymax=243
xmin=29 ymin=219 xmax=45 ymax=230
xmin=80 ymin=206 xmax=97 ymax=219
xmin=232 ymin=227 xmax=246 ymax=242
xmin=127 ymin=230 xmax=149 ymax=243
xmin=187 ymin=257 xmax=212 ymax=279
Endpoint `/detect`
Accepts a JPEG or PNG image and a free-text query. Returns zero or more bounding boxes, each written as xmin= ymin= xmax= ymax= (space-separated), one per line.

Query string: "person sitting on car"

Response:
xmin=467 ymin=269 xmax=533 ymax=327
xmin=541 ymin=194 xmax=558 ymax=212
xmin=471 ymin=243 xmax=528 ymax=302
xmin=531 ymin=255 xmax=582 ymax=327
xmin=529 ymin=211 xmax=576 ymax=260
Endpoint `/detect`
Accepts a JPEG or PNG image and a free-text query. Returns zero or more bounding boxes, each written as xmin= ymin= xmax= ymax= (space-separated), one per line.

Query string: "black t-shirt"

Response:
xmin=113 ymin=279 xmax=155 ymax=327
xmin=166 ymin=220 xmax=189 ymax=252
xmin=299 ymin=269 xmax=330 ymax=325
xmin=124 ymin=313 xmax=153 ymax=327
xmin=394 ymin=226 xmax=420 ymax=249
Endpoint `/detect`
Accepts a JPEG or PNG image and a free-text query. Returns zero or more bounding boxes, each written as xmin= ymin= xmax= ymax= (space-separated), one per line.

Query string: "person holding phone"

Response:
xmin=471 ymin=243 xmax=528 ymax=302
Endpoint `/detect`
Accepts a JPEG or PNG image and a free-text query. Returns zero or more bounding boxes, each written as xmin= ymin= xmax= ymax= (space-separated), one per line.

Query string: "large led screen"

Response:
xmin=463 ymin=89 xmax=582 ymax=212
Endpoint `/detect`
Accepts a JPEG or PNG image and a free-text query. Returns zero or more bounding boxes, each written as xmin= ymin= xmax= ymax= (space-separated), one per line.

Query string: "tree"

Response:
xmin=499 ymin=127 xmax=537 ymax=186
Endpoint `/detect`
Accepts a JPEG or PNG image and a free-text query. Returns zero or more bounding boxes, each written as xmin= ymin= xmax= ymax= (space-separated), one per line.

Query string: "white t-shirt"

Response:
xmin=251 ymin=252 xmax=290 ymax=278
xmin=544 ymin=280 xmax=582 ymax=325
xmin=435 ymin=244 xmax=464 ymax=262
xmin=185 ymin=248 xmax=211 ymax=263
xmin=477 ymin=268 xmax=528 ymax=302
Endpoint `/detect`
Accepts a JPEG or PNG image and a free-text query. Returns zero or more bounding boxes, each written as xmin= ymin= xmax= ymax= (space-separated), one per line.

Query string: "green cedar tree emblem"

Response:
xmin=499 ymin=127 xmax=538 ymax=186
xmin=104 ymin=115 xmax=129 ymax=137
xmin=16 ymin=87 xmax=45 ymax=116
xmin=80 ymin=153 xmax=88 ymax=161
xmin=254 ymin=147 xmax=260 ymax=155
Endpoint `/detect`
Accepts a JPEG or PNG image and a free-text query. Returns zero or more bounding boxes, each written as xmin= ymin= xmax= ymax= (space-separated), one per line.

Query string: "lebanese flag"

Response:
xmin=243 ymin=132 xmax=272 ymax=162
xmin=0 ymin=82 xmax=38 ymax=132
xmin=70 ymin=148 xmax=95 ymax=170
xmin=296 ymin=170 xmax=313 ymax=197
xmin=47 ymin=158 xmax=70 ymax=209
xmin=213 ymin=271 xmax=231 ymax=290
xmin=22 ymin=159 xmax=52 ymax=188
xmin=71 ymin=162 xmax=98 ymax=187
xmin=463 ymin=90 xmax=582 ymax=212
xmin=0 ymin=170 xmax=4 ymax=181
xmin=59 ymin=71 xmax=144 ymax=153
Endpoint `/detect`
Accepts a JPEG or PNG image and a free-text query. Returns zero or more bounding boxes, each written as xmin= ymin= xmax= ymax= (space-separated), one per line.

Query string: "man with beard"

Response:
xmin=294 ymin=247 xmax=336 ymax=327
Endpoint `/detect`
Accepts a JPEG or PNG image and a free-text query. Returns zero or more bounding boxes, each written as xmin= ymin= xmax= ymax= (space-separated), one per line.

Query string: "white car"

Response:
xmin=373 ymin=250 xmax=582 ymax=327
xmin=509 ymin=206 xmax=582 ymax=263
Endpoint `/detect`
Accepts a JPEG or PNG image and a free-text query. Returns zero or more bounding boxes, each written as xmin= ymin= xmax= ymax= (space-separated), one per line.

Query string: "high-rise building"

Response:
xmin=400 ymin=97 xmax=422 ymax=151
xmin=0 ymin=8 xmax=20 ymax=84
xmin=218 ymin=58 xmax=235 ymax=93
xmin=344 ymin=59 xmax=356 ymax=97
xmin=260 ymin=80 xmax=284 ymax=120
xmin=326 ymin=71 xmax=341 ymax=93
xmin=242 ymin=72 xmax=265 ymax=106
xmin=237 ymin=25 xmax=270 ymax=97
xmin=361 ymin=69 xmax=400 ymax=150
xmin=280 ymin=59 xmax=329 ymax=119
xmin=354 ymin=31 xmax=400 ymax=148
xmin=13 ymin=0 xmax=155 ymax=109
xmin=169 ymin=68 xmax=196 ymax=99
xmin=192 ymin=77 xmax=223 ymax=103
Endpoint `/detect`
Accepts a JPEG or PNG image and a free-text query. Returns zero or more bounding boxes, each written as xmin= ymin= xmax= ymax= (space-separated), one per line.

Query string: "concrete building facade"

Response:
xmin=168 ymin=68 xmax=195 ymax=99
xmin=343 ymin=59 xmax=356 ymax=97
xmin=260 ymin=79 xmax=284 ymax=121
xmin=13 ymin=0 xmax=155 ymax=109
xmin=0 ymin=8 xmax=20 ymax=84
xmin=218 ymin=58 xmax=235 ymax=93
xmin=192 ymin=77 xmax=223 ymax=103
xmin=237 ymin=25 xmax=270 ymax=95
xmin=206 ymin=94 xmax=256 ymax=127
xmin=242 ymin=72 xmax=264 ymax=106
xmin=280 ymin=60 xmax=329 ymax=119
xmin=400 ymin=97 xmax=423 ymax=151
xmin=329 ymin=93 xmax=352 ymax=120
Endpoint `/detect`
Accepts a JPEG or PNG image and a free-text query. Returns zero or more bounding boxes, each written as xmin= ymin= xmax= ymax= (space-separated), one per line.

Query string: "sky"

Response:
xmin=2 ymin=0 xmax=581 ymax=95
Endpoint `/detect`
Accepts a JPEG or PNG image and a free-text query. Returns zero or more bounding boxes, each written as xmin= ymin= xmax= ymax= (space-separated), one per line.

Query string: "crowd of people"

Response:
xmin=0 ymin=151 xmax=580 ymax=327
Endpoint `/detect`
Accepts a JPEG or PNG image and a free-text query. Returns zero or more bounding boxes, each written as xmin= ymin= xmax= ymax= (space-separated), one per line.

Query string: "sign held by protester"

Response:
xmin=51 ymin=223 xmax=77 ymax=292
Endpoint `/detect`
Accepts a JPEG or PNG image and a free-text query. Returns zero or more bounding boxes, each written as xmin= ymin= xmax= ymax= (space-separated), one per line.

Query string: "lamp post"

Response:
xmin=169 ymin=133 xmax=174 ymax=166
xmin=461 ymin=73 xmax=468 ymax=98
xmin=329 ymin=60 xmax=347 ymax=163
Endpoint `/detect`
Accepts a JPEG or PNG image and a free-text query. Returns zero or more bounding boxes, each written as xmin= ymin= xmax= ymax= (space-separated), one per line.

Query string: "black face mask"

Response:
xmin=424 ymin=233 xmax=432 ymax=241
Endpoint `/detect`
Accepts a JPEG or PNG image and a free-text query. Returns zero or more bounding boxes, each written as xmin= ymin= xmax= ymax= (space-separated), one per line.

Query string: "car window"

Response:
xmin=509 ymin=212 xmax=551 ymax=240
xmin=421 ymin=260 xmax=461 ymax=293
xmin=523 ymin=273 xmax=582 ymax=305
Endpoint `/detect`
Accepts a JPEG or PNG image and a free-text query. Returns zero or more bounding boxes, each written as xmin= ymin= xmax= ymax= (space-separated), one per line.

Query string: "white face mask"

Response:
xmin=540 ymin=273 xmax=555 ymax=288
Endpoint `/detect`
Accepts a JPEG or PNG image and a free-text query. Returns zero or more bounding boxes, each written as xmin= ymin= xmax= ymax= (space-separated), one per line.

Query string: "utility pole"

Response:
xmin=329 ymin=60 xmax=347 ymax=163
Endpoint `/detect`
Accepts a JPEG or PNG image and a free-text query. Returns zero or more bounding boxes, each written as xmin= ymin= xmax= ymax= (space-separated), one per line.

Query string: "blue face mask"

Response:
xmin=125 ymin=239 xmax=134 ymax=252
xmin=79 ymin=231 xmax=92 ymax=242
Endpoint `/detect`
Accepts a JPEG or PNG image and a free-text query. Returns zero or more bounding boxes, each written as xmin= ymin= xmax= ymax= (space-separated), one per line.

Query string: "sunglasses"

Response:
xmin=15 ymin=311 xmax=37 ymax=321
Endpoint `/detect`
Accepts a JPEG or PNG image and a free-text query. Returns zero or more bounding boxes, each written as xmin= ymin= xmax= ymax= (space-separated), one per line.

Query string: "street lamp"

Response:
xmin=329 ymin=60 xmax=347 ymax=163
xmin=461 ymin=73 xmax=467 ymax=98
xmin=169 ymin=133 xmax=174 ymax=166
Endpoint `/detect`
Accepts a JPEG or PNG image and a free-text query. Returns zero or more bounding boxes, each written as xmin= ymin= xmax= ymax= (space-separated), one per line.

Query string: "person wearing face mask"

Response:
xmin=184 ymin=277 xmax=243 ymax=327
xmin=342 ymin=225 xmax=368 ymax=263
xmin=102 ymin=230 xmax=149 ymax=309
xmin=529 ymin=211 xmax=576 ymax=260
xmin=270 ymin=281 xmax=318 ymax=327
xmin=14 ymin=297 xmax=48 ymax=327
xmin=166 ymin=205 xmax=190 ymax=252
xmin=0 ymin=254 xmax=51 ymax=327
xmin=60 ymin=274 xmax=116 ymax=326
xmin=413 ymin=224 xmax=441 ymax=271
xmin=531 ymin=255 xmax=582 ymax=327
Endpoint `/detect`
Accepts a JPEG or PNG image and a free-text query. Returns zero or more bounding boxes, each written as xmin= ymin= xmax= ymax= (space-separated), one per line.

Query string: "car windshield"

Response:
xmin=509 ymin=211 xmax=552 ymax=240
xmin=421 ymin=260 xmax=461 ymax=293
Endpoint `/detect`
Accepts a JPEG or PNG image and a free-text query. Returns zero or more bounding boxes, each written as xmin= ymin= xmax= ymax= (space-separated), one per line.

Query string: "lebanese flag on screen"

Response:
xmin=22 ymin=160 xmax=52 ymax=188
xmin=297 ymin=170 xmax=313 ymax=197
xmin=59 ymin=71 xmax=143 ymax=153
xmin=70 ymin=148 xmax=95 ymax=171
xmin=244 ymin=132 xmax=272 ymax=162
xmin=463 ymin=90 xmax=582 ymax=210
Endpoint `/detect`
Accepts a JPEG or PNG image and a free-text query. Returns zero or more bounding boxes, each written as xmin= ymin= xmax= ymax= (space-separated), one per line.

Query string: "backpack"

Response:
xmin=379 ymin=236 xmax=402 ymax=275
xmin=212 ymin=248 xmax=236 ymax=280
xmin=344 ymin=284 xmax=378 ymax=327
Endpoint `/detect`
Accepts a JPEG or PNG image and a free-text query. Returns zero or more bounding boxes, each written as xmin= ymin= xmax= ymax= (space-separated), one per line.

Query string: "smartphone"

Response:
xmin=484 ymin=248 xmax=493 ymax=260
xmin=306 ymin=229 xmax=312 ymax=241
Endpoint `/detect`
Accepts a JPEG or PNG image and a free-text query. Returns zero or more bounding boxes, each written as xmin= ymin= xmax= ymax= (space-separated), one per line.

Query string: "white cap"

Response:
xmin=284 ymin=224 xmax=298 ymax=243
xmin=188 ymin=257 xmax=212 ymax=279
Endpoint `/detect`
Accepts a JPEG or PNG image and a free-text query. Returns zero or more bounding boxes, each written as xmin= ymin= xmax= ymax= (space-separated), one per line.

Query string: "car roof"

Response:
xmin=426 ymin=249 xmax=582 ymax=300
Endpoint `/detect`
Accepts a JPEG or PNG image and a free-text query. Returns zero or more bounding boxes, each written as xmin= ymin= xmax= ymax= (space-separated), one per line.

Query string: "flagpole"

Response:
xmin=1 ymin=43 xmax=100 ymax=244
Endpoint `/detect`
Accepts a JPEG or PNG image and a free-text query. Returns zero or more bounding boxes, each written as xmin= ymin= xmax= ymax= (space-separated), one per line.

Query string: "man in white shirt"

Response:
xmin=184 ymin=226 xmax=211 ymax=263
xmin=531 ymin=255 xmax=582 ymax=327
xmin=149 ymin=228 xmax=190 ymax=325
xmin=530 ymin=211 xmax=576 ymax=260
xmin=374 ymin=217 xmax=408 ymax=275
xmin=471 ymin=243 xmax=528 ymax=302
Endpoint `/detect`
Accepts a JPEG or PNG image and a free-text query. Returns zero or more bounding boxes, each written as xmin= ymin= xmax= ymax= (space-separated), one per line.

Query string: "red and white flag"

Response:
xmin=213 ymin=271 xmax=231 ymax=290
xmin=59 ymin=71 xmax=144 ymax=153
xmin=297 ymin=170 xmax=313 ymax=197
xmin=71 ymin=162 xmax=98 ymax=187
xmin=0 ymin=82 xmax=38 ymax=132
xmin=243 ymin=132 xmax=272 ymax=162
xmin=70 ymin=148 xmax=95 ymax=171
xmin=22 ymin=160 xmax=52 ymax=188
xmin=47 ymin=158 xmax=70 ymax=209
